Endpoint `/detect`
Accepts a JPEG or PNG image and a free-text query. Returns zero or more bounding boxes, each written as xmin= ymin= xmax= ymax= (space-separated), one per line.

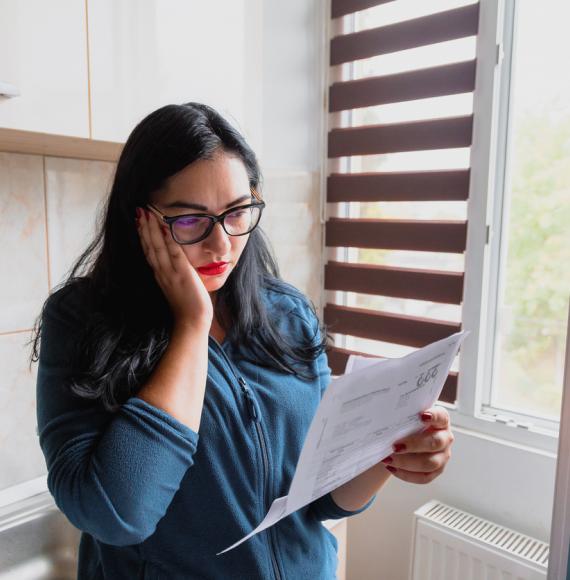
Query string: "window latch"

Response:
xmin=496 ymin=43 xmax=504 ymax=66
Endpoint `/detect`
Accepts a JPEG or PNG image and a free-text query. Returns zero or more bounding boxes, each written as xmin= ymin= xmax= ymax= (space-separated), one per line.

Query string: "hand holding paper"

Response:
xmin=217 ymin=330 xmax=469 ymax=555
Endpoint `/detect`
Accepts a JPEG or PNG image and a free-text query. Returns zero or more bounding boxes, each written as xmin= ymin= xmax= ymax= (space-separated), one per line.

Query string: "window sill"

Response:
xmin=446 ymin=405 xmax=558 ymax=456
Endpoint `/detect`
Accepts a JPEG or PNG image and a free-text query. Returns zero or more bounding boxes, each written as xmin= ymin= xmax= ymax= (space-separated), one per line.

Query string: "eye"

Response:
xmin=227 ymin=208 xmax=248 ymax=218
xmin=176 ymin=216 xmax=206 ymax=228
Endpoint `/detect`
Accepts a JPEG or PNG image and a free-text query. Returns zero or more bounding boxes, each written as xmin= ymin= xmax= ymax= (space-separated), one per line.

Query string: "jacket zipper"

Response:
xmin=238 ymin=377 xmax=282 ymax=580
xmin=208 ymin=338 xmax=282 ymax=580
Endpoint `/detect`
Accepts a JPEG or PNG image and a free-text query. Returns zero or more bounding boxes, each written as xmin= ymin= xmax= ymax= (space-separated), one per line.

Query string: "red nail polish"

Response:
xmin=386 ymin=466 xmax=397 ymax=473
xmin=381 ymin=456 xmax=393 ymax=464
xmin=421 ymin=412 xmax=433 ymax=422
xmin=393 ymin=443 xmax=406 ymax=453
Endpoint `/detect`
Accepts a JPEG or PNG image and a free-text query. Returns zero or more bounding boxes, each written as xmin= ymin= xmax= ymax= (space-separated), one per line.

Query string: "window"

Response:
xmin=323 ymin=0 xmax=566 ymax=452
xmin=482 ymin=0 xmax=570 ymax=432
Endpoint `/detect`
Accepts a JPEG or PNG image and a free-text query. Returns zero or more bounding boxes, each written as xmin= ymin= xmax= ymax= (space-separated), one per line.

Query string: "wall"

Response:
xmin=260 ymin=0 xmax=323 ymax=174
xmin=0 ymin=0 xmax=325 ymax=494
xmin=259 ymin=0 xmax=325 ymax=306
xmin=347 ymin=427 xmax=557 ymax=579
xmin=0 ymin=153 xmax=116 ymax=491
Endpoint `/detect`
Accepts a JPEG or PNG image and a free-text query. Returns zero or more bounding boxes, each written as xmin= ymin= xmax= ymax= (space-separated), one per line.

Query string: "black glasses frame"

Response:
xmin=146 ymin=199 xmax=266 ymax=245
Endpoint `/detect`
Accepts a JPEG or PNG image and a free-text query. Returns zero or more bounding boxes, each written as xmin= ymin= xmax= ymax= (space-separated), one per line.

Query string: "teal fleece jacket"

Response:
xmin=36 ymin=280 xmax=376 ymax=579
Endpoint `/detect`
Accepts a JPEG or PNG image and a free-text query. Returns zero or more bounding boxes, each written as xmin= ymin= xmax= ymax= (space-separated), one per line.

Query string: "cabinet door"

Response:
xmin=0 ymin=0 xmax=89 ymax=137
xmin=88 ymin=0 xmax=260 ymax=145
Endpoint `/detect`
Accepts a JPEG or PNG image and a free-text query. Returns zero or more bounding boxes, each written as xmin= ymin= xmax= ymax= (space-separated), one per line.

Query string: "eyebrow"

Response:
xmin=161 ymin=194 xmax=252 ymax=212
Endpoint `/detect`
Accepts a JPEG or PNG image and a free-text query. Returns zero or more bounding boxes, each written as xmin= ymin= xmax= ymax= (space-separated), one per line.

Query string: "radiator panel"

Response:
xmin=410 ymin=501 xmax=548 ymax=580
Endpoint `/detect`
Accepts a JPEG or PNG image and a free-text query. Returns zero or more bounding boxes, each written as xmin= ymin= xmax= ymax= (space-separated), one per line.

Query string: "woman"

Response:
xmin=31 ymin=102 xmax=455 ymax=579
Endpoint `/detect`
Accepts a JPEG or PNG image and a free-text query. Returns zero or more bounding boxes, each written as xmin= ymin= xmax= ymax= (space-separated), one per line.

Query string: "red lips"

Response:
xmin=196 ymin=262 xmax=229 ymax=276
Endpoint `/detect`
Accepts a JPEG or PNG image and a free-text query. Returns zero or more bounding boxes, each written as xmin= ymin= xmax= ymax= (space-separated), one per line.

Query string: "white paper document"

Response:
xmin=217 ymin=330 xmax=469 ymax=555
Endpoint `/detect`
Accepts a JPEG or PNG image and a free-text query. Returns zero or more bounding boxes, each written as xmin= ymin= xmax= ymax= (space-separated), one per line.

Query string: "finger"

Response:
xmin=137 ymin=208 xmax=160 ymax=272
xmin=384 ymin=449 xmax=449 ymax=473
xmin=385 ymin=463 xmax=445 ymax=485
xmin=139 ymin=208 xmax=193 ymax=285
xmin=145 ymin=209 xmax=175 ymax=275
xmin=418 ymin=405 xmax=450 ymax=430
xmin=160 ymin=221 xmax=194 ymax=275
xmin=392 ymin=428 xmax=451 ymax=454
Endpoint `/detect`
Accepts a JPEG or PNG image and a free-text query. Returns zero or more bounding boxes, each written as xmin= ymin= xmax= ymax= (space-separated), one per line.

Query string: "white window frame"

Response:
xmin=480 ymin=0 xmax=561 ymax=435
xmin=453 ymin=0 xmax=559 ymax=454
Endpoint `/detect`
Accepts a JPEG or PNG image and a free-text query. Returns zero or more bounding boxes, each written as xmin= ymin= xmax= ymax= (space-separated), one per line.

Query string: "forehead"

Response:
xmin=151 ymin=153 xmax=251 ymax=212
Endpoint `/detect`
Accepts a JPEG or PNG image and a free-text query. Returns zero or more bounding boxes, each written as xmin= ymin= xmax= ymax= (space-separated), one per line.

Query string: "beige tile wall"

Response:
xmin=0 ymin=154 xmax=48 ymax=332
xmin=0 ymin=152 xmax=323 ymax=491
xmin=0 ymin=153 xmax=114 ymax=491
xmin=45 ymin=157 xmax=115 ymax=288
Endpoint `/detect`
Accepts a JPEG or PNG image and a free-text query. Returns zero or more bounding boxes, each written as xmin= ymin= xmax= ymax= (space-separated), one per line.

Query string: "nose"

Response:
xmin=202 ymin=221 xmax=231 ymax=257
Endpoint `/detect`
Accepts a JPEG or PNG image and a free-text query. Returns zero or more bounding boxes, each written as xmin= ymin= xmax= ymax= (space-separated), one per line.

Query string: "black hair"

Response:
xmin=28 ymin=102 xmax=329 ymax=413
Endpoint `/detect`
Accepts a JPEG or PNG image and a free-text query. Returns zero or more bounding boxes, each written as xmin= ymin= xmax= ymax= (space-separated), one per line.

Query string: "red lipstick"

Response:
xmin=196 ymin=262 xmax=229 ymax=276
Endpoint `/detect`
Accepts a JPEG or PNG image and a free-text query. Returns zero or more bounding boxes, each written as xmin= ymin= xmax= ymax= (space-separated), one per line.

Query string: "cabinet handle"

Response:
xmin=0 ymin=82 xmax=21 ymax=98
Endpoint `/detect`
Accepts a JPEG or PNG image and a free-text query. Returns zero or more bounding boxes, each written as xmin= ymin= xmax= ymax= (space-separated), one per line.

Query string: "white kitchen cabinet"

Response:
xmin=0 ymin=0 xmax=89 ymax=137
xmin=87 ymin=0 xmax=260 ymax=146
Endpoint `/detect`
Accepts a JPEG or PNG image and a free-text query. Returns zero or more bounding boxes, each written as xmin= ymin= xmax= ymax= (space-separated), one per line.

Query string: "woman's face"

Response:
xmin=148 ymin=151 xmax=253 ymax=298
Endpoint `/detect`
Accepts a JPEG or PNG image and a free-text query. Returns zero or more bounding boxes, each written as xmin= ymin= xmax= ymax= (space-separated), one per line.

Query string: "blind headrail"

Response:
xmin=330 ymin=3 xmax=480 ymax=66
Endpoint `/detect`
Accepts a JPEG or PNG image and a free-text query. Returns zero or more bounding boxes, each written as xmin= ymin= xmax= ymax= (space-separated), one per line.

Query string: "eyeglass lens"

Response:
xmin=171 ymin=205 xmax=263 ymax=244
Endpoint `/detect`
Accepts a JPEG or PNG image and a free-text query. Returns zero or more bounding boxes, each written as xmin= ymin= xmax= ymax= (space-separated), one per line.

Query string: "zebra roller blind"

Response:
xmin=324 ymin=1 xmax=480 ymax=403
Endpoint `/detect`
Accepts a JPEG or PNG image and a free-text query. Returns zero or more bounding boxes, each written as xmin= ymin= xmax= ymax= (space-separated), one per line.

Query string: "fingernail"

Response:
xmin=381 ymin=456 xmax=393 ymax=464
xmin=386 ymin=466 xmax=397 ymax=473
xmin=393 ymin=443 xmax=406 ymax=453
xmin=420 ymin=412 xmax=433 ymax=422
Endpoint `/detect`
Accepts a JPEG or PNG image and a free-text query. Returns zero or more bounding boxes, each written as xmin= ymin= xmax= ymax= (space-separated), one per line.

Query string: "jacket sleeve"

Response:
xmin=296 ymin=300 xmax=377 ymax=521
xmin=36 ymin=287 xmax=199 ymax=547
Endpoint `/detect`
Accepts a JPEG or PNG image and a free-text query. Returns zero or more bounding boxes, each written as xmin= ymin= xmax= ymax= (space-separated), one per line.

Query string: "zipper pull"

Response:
xmin=238 ymin=377 xmax=258 ymax=422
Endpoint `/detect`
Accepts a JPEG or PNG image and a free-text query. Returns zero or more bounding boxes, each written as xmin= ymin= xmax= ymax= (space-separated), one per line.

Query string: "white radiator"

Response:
xmin=409 ymin=500 xmax=549 ymax=580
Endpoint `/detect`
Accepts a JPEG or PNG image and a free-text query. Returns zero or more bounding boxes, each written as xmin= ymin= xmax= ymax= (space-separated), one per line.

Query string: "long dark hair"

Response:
xmin=28 ymin=102 xmax=329 ymax=413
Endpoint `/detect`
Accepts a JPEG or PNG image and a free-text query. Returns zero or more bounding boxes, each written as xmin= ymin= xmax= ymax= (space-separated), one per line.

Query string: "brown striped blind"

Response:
xmin=324 ymin=1 xmax=480 ymax=404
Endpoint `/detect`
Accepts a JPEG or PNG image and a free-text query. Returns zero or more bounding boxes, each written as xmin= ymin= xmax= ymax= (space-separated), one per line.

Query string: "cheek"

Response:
xmin=231 ymin=235 xmax=249 ymax=259
xmin=181 ymin=246 xmax=200 ymax=267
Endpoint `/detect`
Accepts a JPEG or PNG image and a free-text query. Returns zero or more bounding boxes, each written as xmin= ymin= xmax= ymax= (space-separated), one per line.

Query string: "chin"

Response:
xmin=202 ymin=276 xmax=227 ymax=290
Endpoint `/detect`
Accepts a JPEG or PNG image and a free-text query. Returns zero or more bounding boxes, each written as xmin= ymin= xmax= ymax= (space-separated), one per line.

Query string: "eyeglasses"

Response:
xmin=146 ymin=196 xmax=266 ymax=245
